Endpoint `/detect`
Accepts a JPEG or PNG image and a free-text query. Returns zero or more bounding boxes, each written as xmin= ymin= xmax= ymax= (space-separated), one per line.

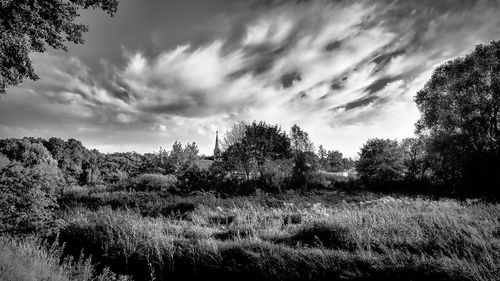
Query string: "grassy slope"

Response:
xmin=55 ymin=190 xmax=500 ymax=281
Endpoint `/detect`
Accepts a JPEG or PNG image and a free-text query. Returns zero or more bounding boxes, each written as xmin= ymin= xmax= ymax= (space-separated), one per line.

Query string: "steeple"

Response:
xmin=214 ymin=130 xmax=221 ymax=160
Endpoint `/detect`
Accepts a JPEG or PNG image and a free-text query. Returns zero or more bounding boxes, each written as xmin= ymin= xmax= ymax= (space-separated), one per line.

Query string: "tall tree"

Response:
xmin=415 ymin=41 xmax=500 ymax=194
xmin=0 ymin=0 xmax=119 ymax=94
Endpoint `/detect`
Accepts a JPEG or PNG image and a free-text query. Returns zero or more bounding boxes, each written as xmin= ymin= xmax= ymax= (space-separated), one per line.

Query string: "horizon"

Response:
xmin=1 ymin=0 xmax=500 ymax=157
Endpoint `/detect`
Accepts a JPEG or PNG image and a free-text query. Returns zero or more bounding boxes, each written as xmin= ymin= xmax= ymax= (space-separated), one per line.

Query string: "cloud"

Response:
xmin=2 ymin=0 xmax=500 ymax=156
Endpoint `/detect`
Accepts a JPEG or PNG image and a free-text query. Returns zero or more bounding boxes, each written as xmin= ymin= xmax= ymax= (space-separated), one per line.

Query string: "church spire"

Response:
xmin=214 ymin=130 xmax=221 ymax=160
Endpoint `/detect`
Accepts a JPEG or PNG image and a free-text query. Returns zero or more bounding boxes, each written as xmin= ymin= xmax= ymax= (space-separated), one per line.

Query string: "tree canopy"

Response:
xmin=415 ymin=40 xmax=500 ymax=194
xmin=356 ymin=138 xmax=405 ymax=188
xmin=0 ymin=0 xmax=119 ymax=94
xmin=415 ymin=41 xmax=500 ymax=153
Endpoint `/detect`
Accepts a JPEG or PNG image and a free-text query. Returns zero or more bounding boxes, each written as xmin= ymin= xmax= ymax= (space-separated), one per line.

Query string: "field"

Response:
xmin=4 ymin=188 xmax=497 ymax=281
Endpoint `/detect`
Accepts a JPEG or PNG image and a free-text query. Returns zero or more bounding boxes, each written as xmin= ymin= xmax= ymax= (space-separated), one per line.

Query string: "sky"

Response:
xmin=1 ymin=0 xmax=500 ymax=157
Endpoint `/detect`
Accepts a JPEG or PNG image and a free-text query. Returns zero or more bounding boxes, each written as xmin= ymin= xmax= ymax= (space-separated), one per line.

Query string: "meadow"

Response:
xmin=4 ymin=187 xmax=497 ymax=281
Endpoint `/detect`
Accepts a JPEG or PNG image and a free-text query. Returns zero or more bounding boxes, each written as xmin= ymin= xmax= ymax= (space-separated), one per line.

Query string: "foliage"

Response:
xmin=243 ymin=121 xmax=292 ymax=163
xmin=0 ymin=138 xmax=57 ymax=167
xmin=168 ymin=141 xmax=199 ymax=174
xmin=99 ymin=152 xmax=144 ymax=181
xmin=221 ymin=121 xmax=248 ymax=151
xmin=223 ymin=121 xmax=292 ymax=181
xmin=176 ymin=165 xmax=211 ymax=193
xmin=0 ymin=0 xmax=119 ymax=94
xmin=400 ymin=137 xmax=432 ymax=182
xmin=291 ymin=151 xmax=319 ymax=190
xmin=415 ymin=40 xmax=500 ymax=195
xmin=290 ymin=124 xmax=314 ymax=155
xmin=46 ymin=138 xmax=101 ymax=185
xmin=317 ymin=146 xmax=354 ymax=173
xmin=356 ymin=138 xmax=405 ymax=188
xmin=123 ymin=173 xmax=178 ymax=192
xmin=260 ymin=159 xmax=294 ymax=193
xmin=326 ymin=150 xmax=343 ymax=172
xmin=0 ymin=162 xmax=60 ymax=235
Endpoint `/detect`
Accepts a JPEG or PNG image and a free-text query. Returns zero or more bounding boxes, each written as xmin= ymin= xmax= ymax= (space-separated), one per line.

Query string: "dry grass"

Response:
xmin=54 ymin=193 xmax=500 ymax=281
xmin=0 ymin=236 xmax=130 ymax=281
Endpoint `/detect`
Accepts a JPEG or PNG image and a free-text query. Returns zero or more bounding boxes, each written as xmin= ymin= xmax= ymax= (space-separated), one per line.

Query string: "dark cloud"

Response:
xmin=325 ymin=41 xmax=342 ymax=52
xmin=364 ymin=76 xmax=401 ymax=95
xmin=280 ymin=71 xmax=302 ymax=88
xmin=344 ymin=96 xmax=378 ymax=111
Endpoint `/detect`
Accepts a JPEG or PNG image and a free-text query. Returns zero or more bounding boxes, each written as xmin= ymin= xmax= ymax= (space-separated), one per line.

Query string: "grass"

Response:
xmin=53 ymin=191 xmax=500 ymax=281
xmin=0 ymin=236 xmax=130 ymax=281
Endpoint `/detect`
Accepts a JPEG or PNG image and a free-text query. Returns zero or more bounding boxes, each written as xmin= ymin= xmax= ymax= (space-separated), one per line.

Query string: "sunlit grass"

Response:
xmin=54 ymin=194 xmax=500 ymax=281
xmin=0 ymin=236 xmax=130 ymax=281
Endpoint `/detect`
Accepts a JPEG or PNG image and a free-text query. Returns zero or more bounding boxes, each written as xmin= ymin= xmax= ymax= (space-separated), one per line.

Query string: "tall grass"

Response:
xmin=56 ymin=195 xmax=500 ymax=281
xmin=0 ymin=236 xmax=130 ymax=281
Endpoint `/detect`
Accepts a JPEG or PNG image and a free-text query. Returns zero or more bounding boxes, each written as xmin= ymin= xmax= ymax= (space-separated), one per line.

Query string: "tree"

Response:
xmin=326 ymin=150 xmax=343 ymax=172
xmin=400 ymin=137 xmax=431 ymax=182
xmin=222 ymin=121 xmax=291 ymax=180
xmin=0 ymin=162 xmax=60 ymax=235
xmin=356 ymin=138 xmax=405 ymax=188
xmin=290 ymin=124 xmax=314 ymax=155
xmin=0 ymin=140 xmax=62 ymax=235
xmin=0 ymin=0 xmax=119 ymax=94
xmin=241 ymin=121 xmax=291 ymax=172
xmin=221 ymin=121 xmax=247 ymax=151
xmin=168 ymin=141 xmax=199 ymax=174
xmin=415 ymin=41 xmax=500 ymax=195
xmin=317 ymin=145 xmax=328 ymax=170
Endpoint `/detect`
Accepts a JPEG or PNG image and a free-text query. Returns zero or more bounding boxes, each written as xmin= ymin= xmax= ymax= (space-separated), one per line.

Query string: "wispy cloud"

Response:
xmin=1 ymin=0 xmax=500 ymax=156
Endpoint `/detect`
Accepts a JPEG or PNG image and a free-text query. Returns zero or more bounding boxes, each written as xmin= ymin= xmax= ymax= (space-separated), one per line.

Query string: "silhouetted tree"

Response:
xmin=400 ymin=137 xmax=431 ymax=182
xmin=415 ymin=41 xmax=500 ymax=195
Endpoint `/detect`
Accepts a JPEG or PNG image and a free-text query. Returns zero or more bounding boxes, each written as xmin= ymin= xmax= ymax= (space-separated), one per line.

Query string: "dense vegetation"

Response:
xmin=1 ymin=40 xmax=499 ymax=280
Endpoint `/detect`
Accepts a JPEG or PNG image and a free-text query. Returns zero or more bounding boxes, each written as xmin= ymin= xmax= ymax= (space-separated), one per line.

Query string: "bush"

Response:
xmin=260 ymin=159 xmax=294 ymax=193
xmin=119 ymin=173 xmax=177 ymax=192
xmin=176 ymin=166 xmax=211 ymax=193
xmin=284 ymin=221 xmax=356 ymax=250
xmin=0 ymin=163 xmax=61 ymax=235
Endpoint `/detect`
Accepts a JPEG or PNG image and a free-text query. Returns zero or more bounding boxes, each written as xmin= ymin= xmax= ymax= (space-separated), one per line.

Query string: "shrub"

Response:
xmin=284 ymin=221 xmax=356 ymax=250
xmin=176 ymin=166 xmax=210 ymax=193
xmin=0 ymin=163 xmax=61 ymax=235
xmin=127 ymin=173 xmax=177 ymax=192
xmin=260 ymin=159 xmax=294 ymax=193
